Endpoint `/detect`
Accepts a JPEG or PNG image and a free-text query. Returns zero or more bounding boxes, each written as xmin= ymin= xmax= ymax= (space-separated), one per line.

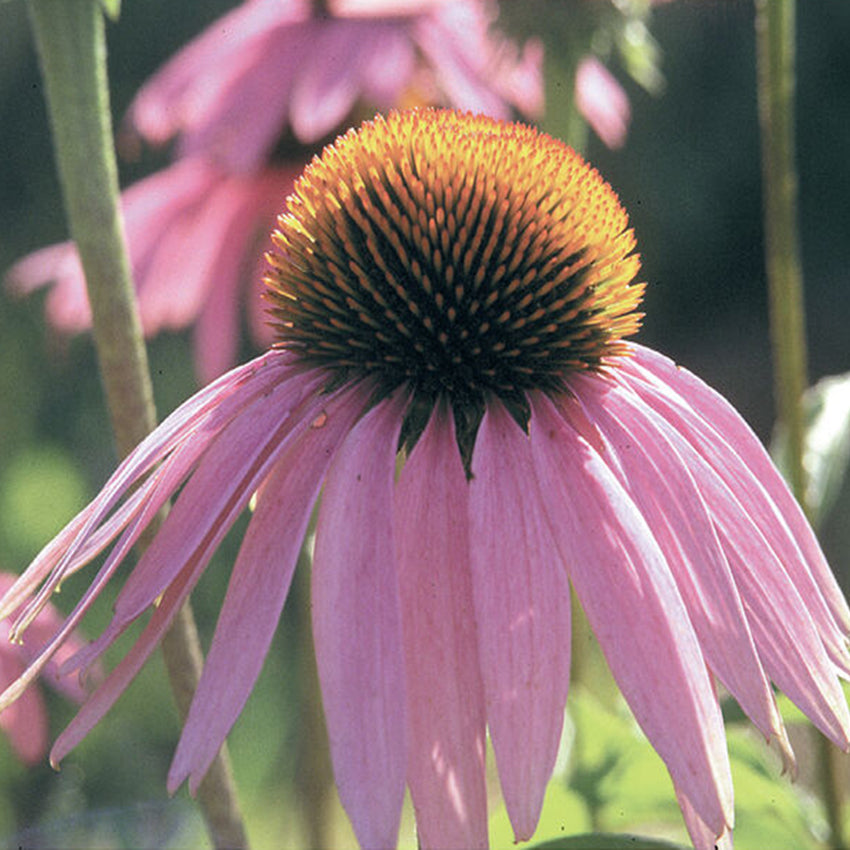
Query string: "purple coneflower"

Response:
xmin=7 ymin=1 xmax=542 ymax=382
xmin=124 ymin=0 xmax=543 ymax=173
xmin=2 ymin=109 xmax=849 ymax=850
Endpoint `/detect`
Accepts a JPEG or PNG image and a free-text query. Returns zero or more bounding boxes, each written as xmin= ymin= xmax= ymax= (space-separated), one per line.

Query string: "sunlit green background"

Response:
xmin=1 ymin=1 xmax=849 ymax=847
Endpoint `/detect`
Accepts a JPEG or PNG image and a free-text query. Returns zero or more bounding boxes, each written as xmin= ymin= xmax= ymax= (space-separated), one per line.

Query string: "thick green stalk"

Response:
xmin=755 ymin=1 xmax=845 ymax=846
xmin=25 ymin=3 xmax=248 ymax=847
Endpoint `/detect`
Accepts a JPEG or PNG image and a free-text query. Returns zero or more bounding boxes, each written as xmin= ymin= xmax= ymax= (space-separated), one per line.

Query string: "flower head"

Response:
xmin=3 ymin=109 xmax=849 ymax=850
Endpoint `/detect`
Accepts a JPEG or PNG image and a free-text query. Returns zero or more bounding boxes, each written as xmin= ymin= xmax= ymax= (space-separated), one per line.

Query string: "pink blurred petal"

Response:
xmin=575 ymin=55 xmax=631 ymax=149
xmin=168 ymin=381 xmax=367 ymax=793
xmin=414 ymin=3 xmax=543 ymax=119
xmin=0 ymin=652 xmax=48 ymax=765
xmin=396 ymin=404 xmax=487 ymax=849
xmin=126 ymin=0 xmax=308 ymax=156
xmin=468 ymin=402 xmax=571 ymax=841
xmin=312 ymin=393 xmax=407 ymax=849
xmin=0 ymin=354 xmax=294 ymax=714
xmin=5 ymin=243 xmax=91 ymax=332
xmin=530 ymin=392 xmax=734 ymax=839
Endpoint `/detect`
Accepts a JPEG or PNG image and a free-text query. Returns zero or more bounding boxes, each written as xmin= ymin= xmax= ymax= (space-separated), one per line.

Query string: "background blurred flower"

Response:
xmin=7 ymin=159 xmax=300 ymax=382
xmin=124 ymin=0 xmax=543 ymax=172
xmin=575 ymin=54 xmax=630 ymax=148
xmin=7 ymin=0 xmax=543 ymax=383
xmin=0 ymin=572 xmax=88 ymax=766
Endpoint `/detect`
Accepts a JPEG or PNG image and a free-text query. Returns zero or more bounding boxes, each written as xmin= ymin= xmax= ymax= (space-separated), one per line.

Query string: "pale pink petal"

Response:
xmin=573 ymin=375 xmax=790 ymax=757
xmin=396 ymin=404 xmax=487 ymax=849
xmin=4 ymin=351 xmax=292 ymax=628
xmin=624 ymin=343 xmax=850 ymax=636
xmin=312 ymin=392 xmax=408 ymax=850
xmin=529 ymin=392 xmax=733 ymax=838
xmin=468 ymin=402 xmax=571 ymax=841
xmin=614 ymin=363 xmax=850 ymax=741
xmin=109 ymin=369 xmax=327 ymax=628
xmin=575 ymin=56 xmax=631 ymax=149
xmin=192 ymin=168 xmax=297 ymax=381
xmin=331 ymin=0 xmax=448 ymax=15
xmin=51 ymin=548 xmax=204 ymax=765
xmin=414 ymin=3 xmax=543 ymax=119
xmin=5 ymin=243 xmax=91 ymax=332
xmin=290 ymin=21 xmax=385 ymax=143
xmin=676 ymin=784 xmax=735 ymax=850
xmin=126 ymin=0 xmax=309 ymax=167
xmin=0 ymin=353 xmax=295 ymax=712
xmin=167 ymin=381 xmax=368 ymax=793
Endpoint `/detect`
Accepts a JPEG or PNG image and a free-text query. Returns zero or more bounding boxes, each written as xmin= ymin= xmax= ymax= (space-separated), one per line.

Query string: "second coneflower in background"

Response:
xmin=1 ymin=109 xmax=848 ymax=850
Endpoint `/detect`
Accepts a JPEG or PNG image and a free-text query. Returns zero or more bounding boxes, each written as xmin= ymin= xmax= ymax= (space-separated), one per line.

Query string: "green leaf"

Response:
xmin=489 ymin=781 xmax=592 ymax=848
xmin=520 ymin=833 xmax=689 ymax=850
xmin=772 ymin=371 xmax=850 ymax=527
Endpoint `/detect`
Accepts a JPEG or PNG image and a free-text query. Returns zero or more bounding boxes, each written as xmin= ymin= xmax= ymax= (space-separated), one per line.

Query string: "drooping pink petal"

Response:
xmin=575 ymin=56 xmax=631 ymax=149
xmin=0 ymin=354 xmax=297 ymax=713
xmin=468 ymin=402 xmax=571 ymax=842
xmin=396 ymin=404 xmax=487 ymax=849
xmin=414 ymin=3 xmax=543 ymax=119
xmin=125 ymin=0 xmax=309 ymax=167
xmin=5 ymin=243 xmax=91 ymax=332
xmin=51 ymin=378 xmax=368 ymax=768
xmin=108 ymin=368 xmax=328 ymax=629
xmin=614 ymin=366 xmax=850 ymax=743
xmin=529 ymin=392 xmax=733 ymax=839
xmin=167 ymin=381 xmax=368 ymax=794
xmin=3 ymin=351 xmax=294 ymax=631
xmin=623 ymin=343 xmax=850 ymax=636
xmin=573 ymin=374 xmax=790 ymax=758
xmin=192 ymin=167 xmax=299 ymax=382
xmin=312 ymin=392 xmax=408 ymax=850
xmin=676 ymin=784 xmax=734 ymax=850
xmin=290 ymin=20 xmax=390 ymax=144
xmin=50 ymin=545 xmax=207 ymax=765
xmin=602 ymin=369 xmax=850 ymax=747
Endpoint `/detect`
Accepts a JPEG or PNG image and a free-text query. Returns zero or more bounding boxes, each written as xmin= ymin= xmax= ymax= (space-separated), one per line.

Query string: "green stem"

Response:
xmin=755 ymin=1 xmax=845 ymax=846
xmin=25 ymin=3 xmax=249 ymax=847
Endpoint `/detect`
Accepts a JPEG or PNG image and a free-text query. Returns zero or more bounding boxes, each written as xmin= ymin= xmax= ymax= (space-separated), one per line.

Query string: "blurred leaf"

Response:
xmin=489 ymin=781 xmax=592 ymax=848
xmin=772 ymin=371 xmax=850 ymax=528
xmin=725 ymin=730 xmax=825 ymax=850
xmin=0 ymin=445 xmax=88 ymax=563
xmin=522 ymin=835 xmax=688 ymax=850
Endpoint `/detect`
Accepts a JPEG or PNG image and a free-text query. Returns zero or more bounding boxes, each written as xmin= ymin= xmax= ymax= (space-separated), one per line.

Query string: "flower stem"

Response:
xmin=25 ymin=3 xmax=249 ymax=847
xmin=755 ymin=1 xmax=845 ymax=846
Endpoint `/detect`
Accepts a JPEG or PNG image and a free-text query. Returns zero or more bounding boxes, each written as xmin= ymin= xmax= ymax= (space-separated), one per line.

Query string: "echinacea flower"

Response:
xmin=7 ymin=1 xmax=542 ymax=381
xmin=2 ymin=109 xmax=849 ymax=850
xmin=0 ymin=572 xmax=89 ymax=765
xmin=125 ymin=0 xmax=544 ymax=173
